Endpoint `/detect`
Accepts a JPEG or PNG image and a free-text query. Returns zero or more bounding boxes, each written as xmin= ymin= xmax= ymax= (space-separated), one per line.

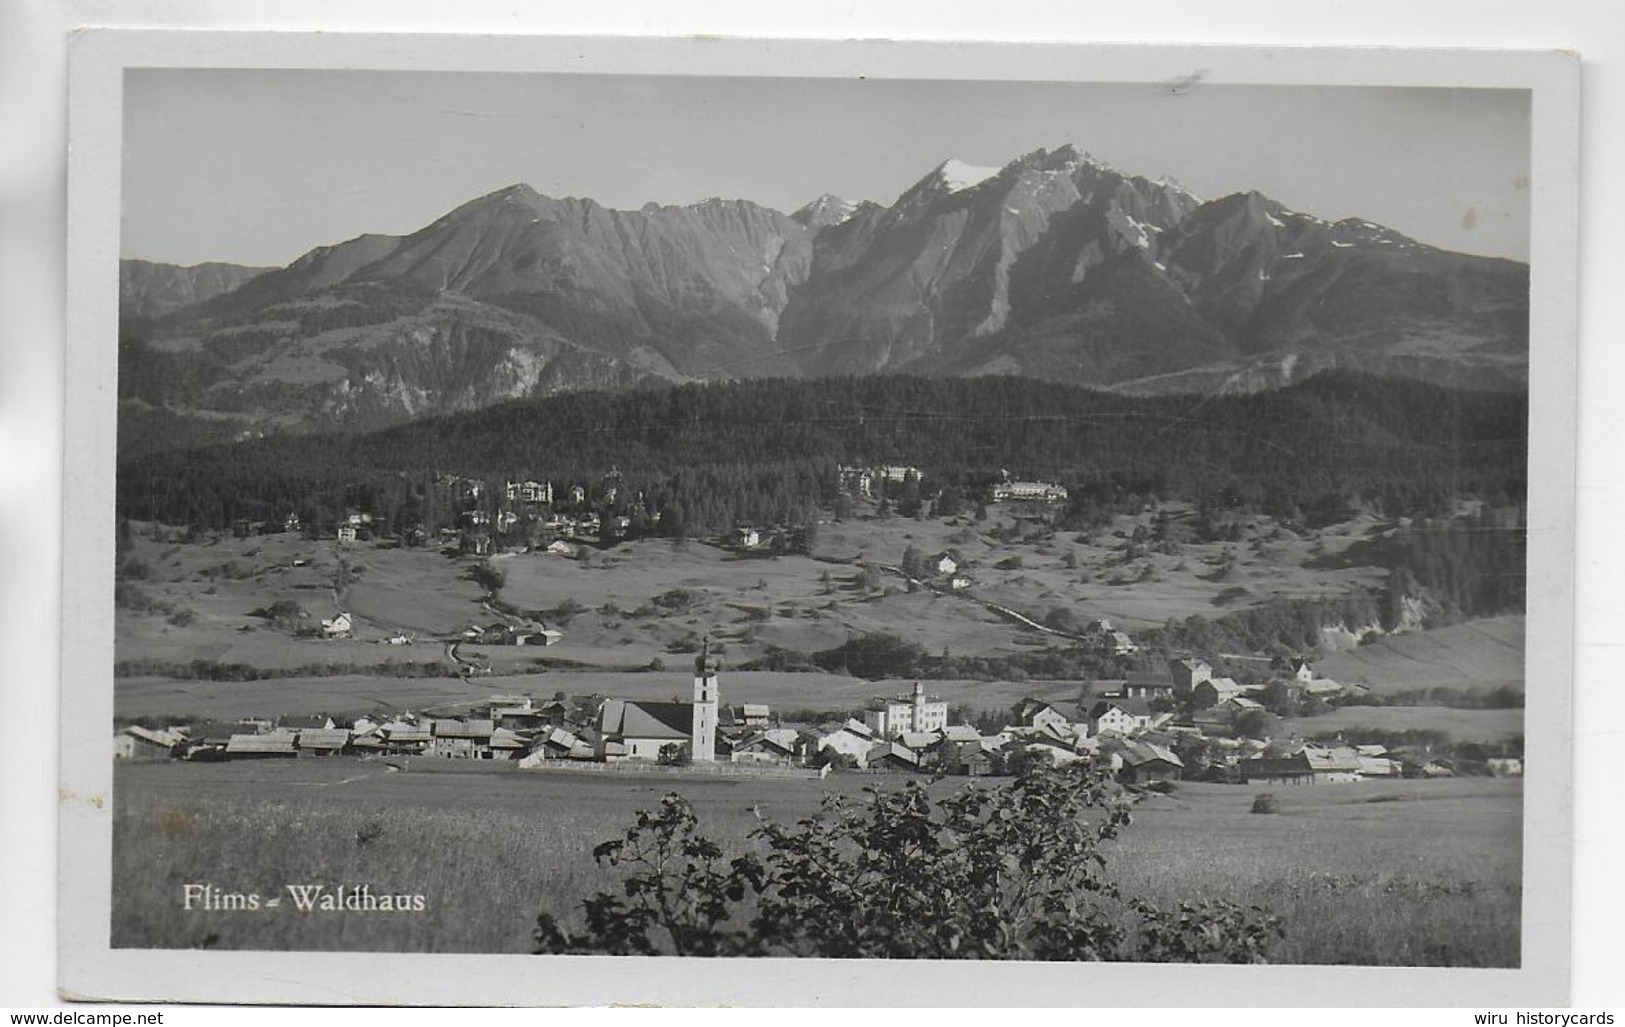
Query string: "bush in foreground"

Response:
xmin=533 ymin=765 xmax=1282 ymax=961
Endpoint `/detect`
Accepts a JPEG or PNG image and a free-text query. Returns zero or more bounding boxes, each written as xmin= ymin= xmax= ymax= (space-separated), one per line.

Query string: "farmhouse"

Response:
xmin=1010 ymin=697 xmax=1071 ymax=734
xmin=1119 ymin=741 xmax=1185 ymax=784
xmin=1120 ymin=671 xmax=1175 ymax=701
xmin=726 ymin=729 xmax=799 ymax=763
xmin=812 ymin=720 xmax=877 ymax=766
xmin=320 ymin=612 xmax=353 ymax=639
xmin=429 ymin=719 xmax=496 ymax=759
xmin=296 ymin=727 xmax=351 ymax=756
xmin=114 ymin=725 xmax=184 ymax=762
xmin=940 ymin=739 xmax=999 ymax=776
xmin=1241 ymin=744 xmax=1365 ymax=785
xmin=863 ymin=681 xmax=950 ymax=738
xmin=1087 ymin=698 xmax=1163 ymax=737
xmin=932 ymin=552 xmax=959 ymax=576
xmin=723 ymin=704 xmax=772 ymax=728
xmin=865 ymin=741 xmax=922 ymax=771
xmin=378 ymin=721 xmax=431 ymax=754
xmin=224 ymin=730 xmax=298 ymax=759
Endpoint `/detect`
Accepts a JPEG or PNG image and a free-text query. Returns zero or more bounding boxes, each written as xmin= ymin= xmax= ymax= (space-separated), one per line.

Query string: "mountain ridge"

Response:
xmin=120 ymin=144 xmax=1528 ymax=432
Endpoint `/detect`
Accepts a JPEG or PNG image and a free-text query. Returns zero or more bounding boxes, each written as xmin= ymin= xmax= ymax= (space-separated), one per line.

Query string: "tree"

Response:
xmin=901 ymin=544 xmax=925 ymax=579
xmin=533 ymin=765 xmax=1283 ymax=961
xmin=467 ymin=559 xmax=506 ymax=597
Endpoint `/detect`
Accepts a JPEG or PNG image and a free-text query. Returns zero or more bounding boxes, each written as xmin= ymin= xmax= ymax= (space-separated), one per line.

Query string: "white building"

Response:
xmin=863 ymin=682 xmax=949 ymax=738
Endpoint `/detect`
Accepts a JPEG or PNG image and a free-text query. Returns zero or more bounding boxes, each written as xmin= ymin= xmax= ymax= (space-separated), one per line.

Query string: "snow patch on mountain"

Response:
xmin=938 ymin=159 xmax=1001 ymax=193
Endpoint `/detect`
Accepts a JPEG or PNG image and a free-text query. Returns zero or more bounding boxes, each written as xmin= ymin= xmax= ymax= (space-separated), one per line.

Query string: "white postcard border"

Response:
xmin=61 ymin=29 xmax=1579 ymax=1006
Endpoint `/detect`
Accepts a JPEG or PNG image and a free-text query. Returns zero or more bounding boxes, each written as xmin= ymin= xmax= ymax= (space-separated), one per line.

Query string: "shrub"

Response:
xmin=1251 ymin=793 xmax=1280 ymax=815
xmin=534 ymin=765 xmax=1282 ymax=961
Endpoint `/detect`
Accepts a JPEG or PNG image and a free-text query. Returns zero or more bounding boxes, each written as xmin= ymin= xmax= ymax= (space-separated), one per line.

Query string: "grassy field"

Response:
xmin=1316 ymin=615 xmax=1526 ymax=695
xmin=112 ymin=760 xmax=1521 ymax=965
xmin=1280 ymin=705 xmax=1524 ymax=743
xmin=114 ymin=506 xmax=1395 ymax=678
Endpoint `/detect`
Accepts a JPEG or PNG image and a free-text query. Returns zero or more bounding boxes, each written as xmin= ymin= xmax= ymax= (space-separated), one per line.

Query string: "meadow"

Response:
xmin=111 ymin=760 xmax=1522 ymax=965
xmin=113 ymin=504 xmax=1394 ymax=680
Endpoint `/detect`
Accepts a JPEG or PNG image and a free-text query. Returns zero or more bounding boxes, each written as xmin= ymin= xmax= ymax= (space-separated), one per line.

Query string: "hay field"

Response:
xmin=1280 ymin=705 xmax=1524 ymax=743
xmin=114 ymin=507 xmax=1393 ymax=681
xmin=1316 ymin=615 xmax=1526 ymax=695
xmin=112 ymin=761 xmax=1521 ymax=965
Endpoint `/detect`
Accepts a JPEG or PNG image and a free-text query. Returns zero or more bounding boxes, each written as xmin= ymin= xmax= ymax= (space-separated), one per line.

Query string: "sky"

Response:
xmin=122 ymin=70 xmax=1532 ymax=267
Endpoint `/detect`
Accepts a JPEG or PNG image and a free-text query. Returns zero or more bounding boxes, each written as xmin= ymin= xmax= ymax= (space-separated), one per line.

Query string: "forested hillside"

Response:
xmin=118 ymin=371 xmax=1524 ymax=539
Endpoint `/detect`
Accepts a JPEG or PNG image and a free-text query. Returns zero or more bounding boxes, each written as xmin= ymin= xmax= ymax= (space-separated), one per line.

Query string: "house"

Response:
xmin=1010 ymin=697 xmax=1071 ymax=734
xmin=1009 ymin=736 xmax=1089 ymax=767
xmin=224 ymin=730 xmax=299 ymax=759
xmin=1120 ymin=672 xmax=1174 ymax=702
xmin=336 ymin=524 xmax=358 ymax=545
xmin=378 ymin=720 xmax=431 ymax=754
xmin=1241 ymin=744 xmax=1363 ymax=785
xmin=863 ymin=682 xmax=949 ymax=738
xmin=283 ymin=513 xmax=303 ymax=534
xmin=430 ymin=719 xmax=497 ymax=759
xmin=320 ymin=612 xmax=353 ymax=639
xmin=489 ymin=727 xmax=527 ymax=759
xmin=1100 ymin=630 xmax=1138 ymax=655
xmin=1119 ymin=741 xmax=1185 ymax=784
xmin=933 ymin=553 xmax=959 ymax=576
xmin=865 ymin=741 xmax=922 ymax=771
xmin=543 ymin=540 xmax=574 ymax=555
xmin=461 ymin=533 xmax=493 ymax=557
xmin=567 ymin=485 xmax=587 ymax=506
xmin=724 ymin=704 xmax=772 ymax=728
xmin=115 ymin=725 xmax=183 ymax=762
xmin=1357 ymin=755 xmax=1400 ymax=778
xmin=1168 ymin=658 xmax=1214 ymax=695
xmin=811 ymin=719 xmax=877 ymax=766
xmin=1487 ymin=757 xmax=1524 ymax=778
xmin=595 ymin=643 xmax=720 ymax=761
xmin=1088 ymin=698 xmax=1158 ymax=737
xmin=732 ymin=527 xmax=762 ymax=549
xmin=949 ymin=576 xmax=972 ymax=591
xmin=940 ymin=739 xmax=999 ymax=776
xmin=728 ymin=729 xmax=799 ymax=764
xmin=296 ymin=728 xmax=351 ymax=756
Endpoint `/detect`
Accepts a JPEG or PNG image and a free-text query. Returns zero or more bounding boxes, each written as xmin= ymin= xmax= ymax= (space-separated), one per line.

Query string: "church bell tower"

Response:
xmin=691 ymin=636 xmax=719 ymax=761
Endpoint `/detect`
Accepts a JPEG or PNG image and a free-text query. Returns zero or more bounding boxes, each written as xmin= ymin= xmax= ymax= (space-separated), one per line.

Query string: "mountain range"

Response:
xmin=119 ymin=144 xmax=1528 ymax=433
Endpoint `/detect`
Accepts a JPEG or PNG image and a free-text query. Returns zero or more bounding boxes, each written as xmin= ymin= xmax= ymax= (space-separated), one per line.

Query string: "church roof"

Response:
xmin=599 ymin=699 xmax=692 ymax=741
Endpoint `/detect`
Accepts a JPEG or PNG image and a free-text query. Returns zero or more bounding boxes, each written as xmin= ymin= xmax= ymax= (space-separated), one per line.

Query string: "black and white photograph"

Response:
xmin=55 ymin=31 xmax=1579 ymax=1007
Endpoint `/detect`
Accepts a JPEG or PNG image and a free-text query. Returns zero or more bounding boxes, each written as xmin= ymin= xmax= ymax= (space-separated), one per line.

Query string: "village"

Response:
xmin=116 ymin=638 xmax=1519 ymax=785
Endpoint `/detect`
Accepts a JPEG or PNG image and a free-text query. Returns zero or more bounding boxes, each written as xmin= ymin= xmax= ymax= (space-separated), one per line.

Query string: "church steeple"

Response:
xmin=691 ymin=635 xmax=718 ymax=761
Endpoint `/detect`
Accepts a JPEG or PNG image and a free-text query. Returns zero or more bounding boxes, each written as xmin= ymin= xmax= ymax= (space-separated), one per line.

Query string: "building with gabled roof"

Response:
xmin=115 ymin=725 xmax=184 ymax=762
xmin=1010 ymin=697 xmax=1071 ymax=733
xmin=1088 ymin=698 xmax=1160 ymax=737
xmin=865 ymin=741 xmax=922 ymax=771
xmin=296 ymin=728 xmax=351 ymax=755
xmin=1119 ymin=741 xmax=1185 ymax=784
xmin=225 ymin=730 xmax=299 ymax=758
xmin=594 ymin=641 xmax=720 ymax=761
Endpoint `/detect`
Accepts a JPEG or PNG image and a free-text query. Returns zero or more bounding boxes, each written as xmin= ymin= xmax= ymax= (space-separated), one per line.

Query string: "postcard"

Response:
xmin=61 ymin=30 xmax=1578 ymax=1005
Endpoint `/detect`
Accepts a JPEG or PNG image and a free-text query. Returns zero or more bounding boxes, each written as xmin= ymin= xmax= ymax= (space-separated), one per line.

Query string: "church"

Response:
xmin=593 ymin=639 xmax=720 ymax=762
